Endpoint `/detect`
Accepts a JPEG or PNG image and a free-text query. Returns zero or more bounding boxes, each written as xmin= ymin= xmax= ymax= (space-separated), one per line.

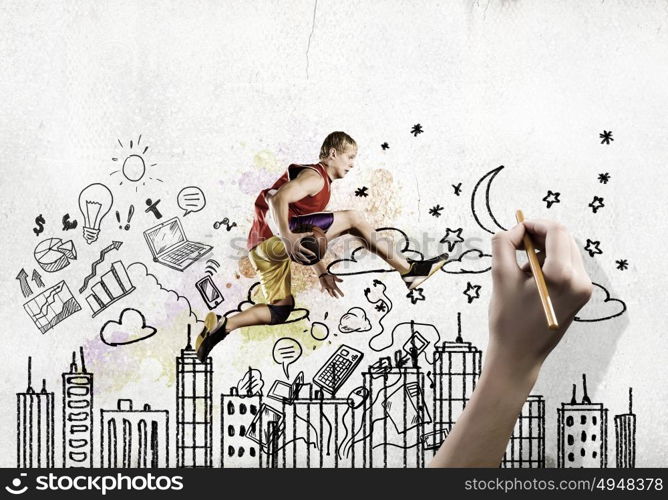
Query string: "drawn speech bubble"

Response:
xmin=177 ymin=186 xmax=206 ymax=216
xmin=272 ymin=337 xmax=302 ymax=379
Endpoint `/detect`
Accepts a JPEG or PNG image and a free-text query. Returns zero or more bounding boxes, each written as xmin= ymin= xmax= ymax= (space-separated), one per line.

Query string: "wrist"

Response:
xmin=482 ymin=344 xmax=542 ymax=388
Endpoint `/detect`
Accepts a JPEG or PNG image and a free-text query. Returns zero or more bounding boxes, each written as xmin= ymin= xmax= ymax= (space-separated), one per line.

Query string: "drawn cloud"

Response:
xmin=339 ymin=307 xmax=372 ymax=333
xmin=441 ymin=249 xmax=492 ymax=274
xmin=327 ymin=227 xmax=424 ymax=276
xmin=574 ymin=282 xmax=627 ymax=322
xmin=100 ymin=308 xmax=157 ymax=346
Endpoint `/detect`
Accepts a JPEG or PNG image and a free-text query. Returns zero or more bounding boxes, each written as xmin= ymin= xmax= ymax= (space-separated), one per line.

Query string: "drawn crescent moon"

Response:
xmin=470 ymin=165 xmax=508 ymax=234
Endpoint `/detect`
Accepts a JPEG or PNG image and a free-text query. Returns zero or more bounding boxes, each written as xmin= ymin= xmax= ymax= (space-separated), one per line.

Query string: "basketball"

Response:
xmin=291 ymin=224 xmax=328 ymax=265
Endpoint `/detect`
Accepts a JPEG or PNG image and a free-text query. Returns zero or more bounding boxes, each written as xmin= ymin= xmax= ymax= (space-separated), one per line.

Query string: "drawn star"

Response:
xmin=598 ymin=172 xmax=610 ymax=184
xmin=381 ymin=142 xmax=389 ymax=150
xmin=542 ymin=190 xmax=561 ymax=209
xmin=429 ymin=204 xmax=444 ymax=218
xmin=599 ymin=130 xmax=614 ymax=145
xmin=355 ymin=186 xmax=369 ymax=197
xmin=584 ymin=239 xmax=603 ymax=257
xmin=588 ymin=196 xmax=605 ymax=213
xmin=411 ymin=124 xmax=424 ymax=137
xmin=440 ymin=227 xmax=464 ymax=252
xmin=375 ymin=302 xmax=387 ymax=312
xmin=616 ymin=259 xmax=628 ymax=271
xmin=463 ymin=282 xmax=481 ymax=304
xmin=452 ymin=183 xmax=462 ymax=196
xmin=406 ymin=288 xmax=425 ymax=305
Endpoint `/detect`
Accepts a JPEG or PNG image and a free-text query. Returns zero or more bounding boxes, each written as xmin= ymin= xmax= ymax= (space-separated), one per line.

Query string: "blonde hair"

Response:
xmin=319 ymin=131 xmax=357 ymax=160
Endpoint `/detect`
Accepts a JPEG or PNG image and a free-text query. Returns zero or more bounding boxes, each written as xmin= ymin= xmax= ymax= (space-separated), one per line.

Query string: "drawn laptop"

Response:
xmin=143 ymin=217 xmax=212 ymax=271
xmin=267 ymin=371 xmax=305 ymax=405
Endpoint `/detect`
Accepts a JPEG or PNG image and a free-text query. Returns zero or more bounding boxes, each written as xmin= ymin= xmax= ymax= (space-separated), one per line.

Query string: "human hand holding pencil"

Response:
xmin=430 ymin=217 xmax=593 ymax=467
xmin=487 ymin=217 xmax=594 ymax=378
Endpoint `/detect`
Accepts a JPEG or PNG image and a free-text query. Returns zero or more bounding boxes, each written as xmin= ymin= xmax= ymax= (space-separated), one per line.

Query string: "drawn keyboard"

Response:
xmin=163 ymin=242 xmax=203 ymax=263
xmin=313 ymin=345 xmax=363 ymax=396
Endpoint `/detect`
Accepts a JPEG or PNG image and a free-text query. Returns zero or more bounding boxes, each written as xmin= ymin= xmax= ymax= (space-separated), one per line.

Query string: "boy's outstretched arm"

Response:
xmin=429 ymin=219 xmax=593 ymax=467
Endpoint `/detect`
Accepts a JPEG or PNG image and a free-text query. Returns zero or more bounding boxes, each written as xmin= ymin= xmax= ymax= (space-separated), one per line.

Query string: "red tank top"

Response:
xmin=247 ymin=163 xmax=332 ymax=251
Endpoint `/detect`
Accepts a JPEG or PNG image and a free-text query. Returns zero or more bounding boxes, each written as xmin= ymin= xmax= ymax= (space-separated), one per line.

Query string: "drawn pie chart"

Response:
xmin=34 ymin=238 xmax=77 ymax=273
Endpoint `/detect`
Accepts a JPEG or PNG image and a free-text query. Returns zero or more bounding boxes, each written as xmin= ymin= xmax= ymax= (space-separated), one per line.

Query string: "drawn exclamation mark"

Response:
xmin=116 ymin=210 xmax=122 ymax=229
xmin=125 ymin=205 xmax=135 ymax=231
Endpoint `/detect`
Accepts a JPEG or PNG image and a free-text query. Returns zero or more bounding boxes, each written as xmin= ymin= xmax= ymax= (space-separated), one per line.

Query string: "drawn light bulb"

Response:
xmin=78 ymin=183 xmax=114 ymax=244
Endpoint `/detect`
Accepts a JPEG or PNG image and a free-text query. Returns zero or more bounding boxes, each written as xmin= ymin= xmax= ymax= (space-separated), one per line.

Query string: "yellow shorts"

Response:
xmin=248 ymin=236 xmax=291 ymax=304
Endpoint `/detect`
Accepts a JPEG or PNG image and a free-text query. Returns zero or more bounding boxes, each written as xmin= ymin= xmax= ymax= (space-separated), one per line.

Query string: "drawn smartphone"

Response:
xmin=195 ymin=276 xmax=224 ymax=309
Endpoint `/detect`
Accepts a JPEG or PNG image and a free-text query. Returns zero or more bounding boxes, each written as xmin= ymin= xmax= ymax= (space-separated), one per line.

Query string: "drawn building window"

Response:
xmin=228 ymin=446 xmax=235 ymax=457
xmin=593 ymin=451 xmax=598 ymax=459
xmin=250 ymin=423 xmax=256 ymax=434
xmin=238 ymin=447 xmax=245 ymax=457
xmin=581 ymin=430 xmax=587 ymax=442
xmin=567 ymin=435 xmax=574 ymax=446
xmin=195 ymin=449 xmax=206 ymax=464
xmin=107 ymin=419 xmax=117 ymax=468
xmin=568 ymin=452 xmax=574 ymax=462
xmin=228 ymin=425 xmax=235 ymax=437
xmin=593 ymin=416 xmax=597 ymax=425
xmin=581 ymin=415 xmax=587 ymax=424
xmin=250 ymin=447 xmax=256 ymax=457
xmin=122 ymin=418 xmax=132 ymax=468
xmin=188 ymin=423 xmax=207 ymax=445
xmin=227 ymin=402 xmax=235 ymax=415
xmin=195 ymin=398 xmax=207 ymax=417
xmin=566 ymin=416 xmax=574 ymax=427
xmin=138 ymin=419 xmax=148 ymax=468
xmin=240 ymin=425 xmax=246 ymax=437
xmin=580 ymin=448 xmax=586 ymax=457
xmin=150 ymin=421 xmax=159 ymax=468
xmin=250 ymin=404 xmax=258 ymax=415
xmin=592 ymin=434 xmax=596 ymax=441
xmin=239 ymin=403 xmax=247 ymax=415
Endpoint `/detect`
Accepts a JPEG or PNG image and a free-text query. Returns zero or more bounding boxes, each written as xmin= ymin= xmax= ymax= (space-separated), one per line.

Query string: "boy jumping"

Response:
xmin=196 ymin=131 xmax=448 ymax=361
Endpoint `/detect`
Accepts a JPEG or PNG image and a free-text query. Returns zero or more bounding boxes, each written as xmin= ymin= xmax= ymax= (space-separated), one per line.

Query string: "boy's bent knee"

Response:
xmin=268 ymin=297 xmax=295 ymax=324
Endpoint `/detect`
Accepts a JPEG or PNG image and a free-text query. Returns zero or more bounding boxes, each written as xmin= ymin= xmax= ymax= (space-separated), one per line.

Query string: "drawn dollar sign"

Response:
xmin=33 ymin=214 xmax=45 ymax=236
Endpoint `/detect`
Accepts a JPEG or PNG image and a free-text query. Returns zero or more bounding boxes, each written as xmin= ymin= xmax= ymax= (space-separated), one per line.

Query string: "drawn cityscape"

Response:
xmin=16 ymin=315 xmax=637 ymax=469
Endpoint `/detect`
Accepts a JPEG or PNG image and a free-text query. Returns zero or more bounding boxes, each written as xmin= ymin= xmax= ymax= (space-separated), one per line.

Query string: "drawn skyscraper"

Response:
xmin=362 ymin=349 xmax=429 ymax=468
xmin=62 ymin=347 xmax=93 ymax=467
xmin=279 ymin=384 xmax=352 ymax=468
xmin=615 ymin=387 xmax=636 ymax=468
xmin=502 ymin=394 xmax=545 ymax=468
xmin=17 ymin=357 xmax=55 ymax=468
xmin=429 ymin=314 xmax=482 ymax=452
xmin=220 ymin=387 xmax=263 ymax=467
xmin=100 ymin=399 xmax=169 ymax=468
xmin=176 ymin=326 xmax=212 ymax=467
xmin=558 ymin=374 xmax=608 ymax=468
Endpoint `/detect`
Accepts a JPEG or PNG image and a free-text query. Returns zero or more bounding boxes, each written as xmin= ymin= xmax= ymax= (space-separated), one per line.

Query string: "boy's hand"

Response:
xmin=319 ymin=272 xmax=344 ymax=298
xmin=281 ymin=231 xmax=316 ymax=263
xmin=487 ymin=219 xmax=593 ymax=379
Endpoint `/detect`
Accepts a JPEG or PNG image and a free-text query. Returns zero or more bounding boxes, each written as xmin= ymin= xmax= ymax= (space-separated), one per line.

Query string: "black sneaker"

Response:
xmin=401 ymin=253 xmax=449 ymax=290
xmin=195 ymin=313 xmax=228 ymax=362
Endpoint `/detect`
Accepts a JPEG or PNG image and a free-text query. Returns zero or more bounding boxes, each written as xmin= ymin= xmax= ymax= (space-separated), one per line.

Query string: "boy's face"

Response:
xmin=327 ymin=143 xmax=357 ymax=179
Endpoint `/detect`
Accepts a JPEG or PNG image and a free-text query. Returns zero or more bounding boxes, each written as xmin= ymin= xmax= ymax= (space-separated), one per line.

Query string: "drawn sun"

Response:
xmin=110 ymin=135 xmax=162 ymax=191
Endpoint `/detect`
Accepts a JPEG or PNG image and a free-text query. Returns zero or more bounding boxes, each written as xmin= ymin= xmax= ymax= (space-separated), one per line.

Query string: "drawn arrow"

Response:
xmin=31 ymin=269 xmax=45 ymax=288
xmin=79 ymin=241 xmax=123 ymax=293
xmin=16 ymin=268 xmax=33 ymax=298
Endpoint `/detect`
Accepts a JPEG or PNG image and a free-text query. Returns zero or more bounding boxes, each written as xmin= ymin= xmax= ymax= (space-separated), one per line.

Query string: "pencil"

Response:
xmin=515 ymin=210 xmax=559 ymax=330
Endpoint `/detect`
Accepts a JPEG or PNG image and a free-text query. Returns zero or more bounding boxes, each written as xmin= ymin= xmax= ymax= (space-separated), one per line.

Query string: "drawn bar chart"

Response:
xmin=85 ymin=261 xmax=135 ymax=317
